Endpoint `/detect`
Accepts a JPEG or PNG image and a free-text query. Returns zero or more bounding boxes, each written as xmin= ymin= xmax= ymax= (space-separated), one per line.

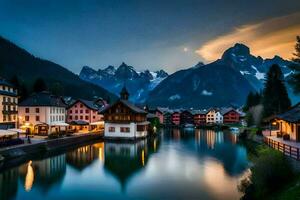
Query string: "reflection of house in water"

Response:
xmin=0 ymin=168 xmax=19 ymax=200
xmin=66 ymin=143 xmax=105 ymax=171
xmin=104 ymin=138 xmax=160 ymax=190
xmin=19 ymin=154 xmax=66 ymax=193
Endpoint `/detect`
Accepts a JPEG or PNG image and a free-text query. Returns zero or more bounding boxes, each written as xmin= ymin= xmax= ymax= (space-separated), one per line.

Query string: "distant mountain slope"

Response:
xmin=0 ymin=36 xmax=116 ymax=101
xmin=79 ymin=62 xmax=168 ymax=102
xmin=147 ymin=43 xmax=299 ymax=109
xmin=146 ymin=61 xmax=255 ymax=109
xmin=219 ymin=43 xmax=298 ymax=103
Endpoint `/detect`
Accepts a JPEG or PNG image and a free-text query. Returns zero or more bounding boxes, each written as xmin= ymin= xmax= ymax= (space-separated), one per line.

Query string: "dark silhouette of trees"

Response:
xmin=262 ymin=64 xmax=291 ymax=118
xmin=244 ymin=91 xmax=262 ymax=111
xmin=289 ymin=36 xmax=300 ymax=93
xmin=33 ymin=78 xmax=47 ymax=93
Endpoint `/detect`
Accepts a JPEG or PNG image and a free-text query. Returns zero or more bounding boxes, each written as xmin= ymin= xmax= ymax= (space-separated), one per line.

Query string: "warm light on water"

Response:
xmin=0 ymin=129 xmax=249 ymax=200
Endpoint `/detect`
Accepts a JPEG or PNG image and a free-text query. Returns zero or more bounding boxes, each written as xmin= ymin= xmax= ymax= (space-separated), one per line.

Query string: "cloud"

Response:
xmin=196 ymin=12 xmax=300 ymax=61
xmin=201 ymin=90 xmax=213 ymax=96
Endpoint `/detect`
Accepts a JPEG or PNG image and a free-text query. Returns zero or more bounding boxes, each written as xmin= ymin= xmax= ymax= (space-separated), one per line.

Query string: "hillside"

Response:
xmin=0 ymin=36 xmax=116 ymax=101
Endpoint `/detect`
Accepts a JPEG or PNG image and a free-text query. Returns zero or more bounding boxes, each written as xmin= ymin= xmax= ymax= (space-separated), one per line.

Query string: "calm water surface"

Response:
xmin=0 ymin=129 xmax=250 ymax=200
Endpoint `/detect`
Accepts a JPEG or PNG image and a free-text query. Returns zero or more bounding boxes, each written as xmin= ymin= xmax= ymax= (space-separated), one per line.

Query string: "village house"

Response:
xmin=192 ymin=110 xmax=207 ymax=126
xmin=171 ymin=110 xmax=181 ymax=126
xmin=206 ymin=108 xmax=223 ymax=124
xmin=272 ymin=103 xmax=300 ymax=142
xmin=67 ymin=99 xmax=106 ymax=133
xmin=221 ymin=108 xmax=240 ymax=124
xmin=18 ymin=91 xmax=68 ymax=135
xmin=163 ymin=111 xmax=173 ymax=127
xmin=180 ymin=110 xmax=194 ymax=125
xmin=155 ymin=107 xmax=170 ymax=124
xmin=0 ymin=79 xmax=18 ymax=129
xmin=101 ymin=87 xmax=149 ymax=139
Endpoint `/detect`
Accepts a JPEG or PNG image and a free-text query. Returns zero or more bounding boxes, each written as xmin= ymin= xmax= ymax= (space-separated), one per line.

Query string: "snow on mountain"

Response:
xmin=79 ymin=62 xmax=168 ymax=103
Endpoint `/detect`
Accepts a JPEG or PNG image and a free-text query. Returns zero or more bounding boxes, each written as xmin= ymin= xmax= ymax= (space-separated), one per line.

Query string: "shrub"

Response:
xmin=251 ymin=149 xmax=294 ymax=198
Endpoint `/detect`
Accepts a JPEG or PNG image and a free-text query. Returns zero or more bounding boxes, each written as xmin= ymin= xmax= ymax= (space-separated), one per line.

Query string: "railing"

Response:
xmin=264 ymin=137 xmax=300 ymax=160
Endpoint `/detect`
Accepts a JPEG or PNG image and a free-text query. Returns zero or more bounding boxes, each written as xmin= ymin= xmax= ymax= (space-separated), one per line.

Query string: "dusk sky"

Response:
xmin=0 ymin=0 xmax=300 ymax=73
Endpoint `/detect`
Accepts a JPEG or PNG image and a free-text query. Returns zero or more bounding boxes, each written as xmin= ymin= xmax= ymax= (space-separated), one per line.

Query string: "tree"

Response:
xmin=33 ymin=78 xmax=47 ymax=93
xmin=289 ymin=36 xmax=300 ymax=93
xmin=10 ymin=75 xmax=28 ymax=101
xmin=244 ymin=91 xmax=262 ymax=111
xmin=262 ymin=64 xmax=291 ymax=118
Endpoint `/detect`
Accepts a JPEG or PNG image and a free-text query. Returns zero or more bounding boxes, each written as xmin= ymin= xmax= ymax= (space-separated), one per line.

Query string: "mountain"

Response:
xmin=0 ymin=36 xmax=116 ymax=101
xmin=147 ymin=43 xmax=298 ymax=109
xmin=219 ymin=43 xmax=298 ymax=103
xmin=79 ymin=62 xmax=168 ymax=102
xmin=146 ymin=61 xmax=255 ymax=109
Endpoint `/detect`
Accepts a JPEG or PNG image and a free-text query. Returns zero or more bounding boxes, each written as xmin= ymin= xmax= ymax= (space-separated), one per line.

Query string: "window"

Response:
xmin=80 ymin=116 xmax=83 ymax=120
xmin=3 ymin=115 xmax=6 ymax=121
xmin=75 ymin=110 xmax=78 ymax=114
xmin=109 ymin=127 xmax=115 ymax=132
xmin=25 ymin=116 xmax=29 ymax=121
xmin=25 ymin=108 xmax=29 ymax=113
xmin=120 ymin=127 xmax=130 ymax=133
xmin=292 ymin=124 xmax=294 ymax=132
xmin=137 ymin=125 xmax=146 ymax=132
xmin=36 ymin=116 xmax=40 ymax=121
xmin=69 ymin=116 xmax=72 ymax=120
xmin=3 ymin=97 xmax=5 ymax=102
xmin=80 ymin=110 xmax=83 ymax=114
xmin=80 ymin=104 xmax=83 ymax=108
xmin=69 ymin=110 xmax=72 ymax=114
xmin=36 ymin=108 xmax=39 ymax=113
xmin=93 ymin=116 xmax=96 ymax=119
xmin=86 ymin=109 xmax=89 ymax=114
xmin=85 ymin=116 xmax=89 ymax=120
xmin=75 ymin=116 xmax=78 ymax=120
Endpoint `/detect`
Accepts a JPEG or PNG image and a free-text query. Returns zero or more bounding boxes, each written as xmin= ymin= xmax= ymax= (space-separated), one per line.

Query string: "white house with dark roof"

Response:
xmin=18 ymin=91 xmax=68 ymax=135
xmin=101 ymin=86 xmax=149 ymax=139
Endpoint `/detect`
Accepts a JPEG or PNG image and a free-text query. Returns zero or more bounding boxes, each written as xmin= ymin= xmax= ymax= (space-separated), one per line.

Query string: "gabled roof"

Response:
xmin=276 ymin=103 xmax=300 ymax=123
xmin=191 ymin=110 xmax=207 ymax=115
xmin=68 ymin=99 xmax=99 ymax=110
xmin=19 ymin=91 xmax=66 ymax=107
xmin=101 ymin=99 xmax=147 ymax=114
xmin=220 ymin=108 xmax=238 ymax=115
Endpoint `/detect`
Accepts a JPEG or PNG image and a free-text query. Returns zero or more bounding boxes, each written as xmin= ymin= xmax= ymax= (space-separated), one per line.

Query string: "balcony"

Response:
xmin=2 ymin=110 xmax=18 ymax=115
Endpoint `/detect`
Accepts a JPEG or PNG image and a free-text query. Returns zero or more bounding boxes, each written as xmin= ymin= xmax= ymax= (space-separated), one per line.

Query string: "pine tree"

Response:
xmin=10 ymin=75 xmax=29 ymax=101
xmin=263 ymin=64 xmax=291 ymax=118
xmin=289 ymin=36 xmax=300 ymax=93
xmin=33 ymin=78 xmax=47 ymax=93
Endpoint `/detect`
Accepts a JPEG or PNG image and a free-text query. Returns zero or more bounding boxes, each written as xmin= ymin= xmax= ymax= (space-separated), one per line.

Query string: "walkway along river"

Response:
xmin=0 ymin=129 xmax=250 ymax=200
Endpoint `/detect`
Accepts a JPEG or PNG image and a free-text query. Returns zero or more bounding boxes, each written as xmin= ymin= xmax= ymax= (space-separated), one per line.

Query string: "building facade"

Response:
xmin=206 ymin=109 xmax=223 ymax=124
xmin=221 ymin=108 xmax=240 ymax=124
xmin=171 ymin=111 xmax=180 ymax=126
xmin=0 ymin=79 xmax=18 ymax=129
xmin=192 ymin=110 xmax=207 ymax=126
xmin=18 ymin=92 xmax=67 ymax=135
xmin=66 ymin=99 xmax=105 ymax=132
xmin=102 ymin=87 xmax=149 ymax=139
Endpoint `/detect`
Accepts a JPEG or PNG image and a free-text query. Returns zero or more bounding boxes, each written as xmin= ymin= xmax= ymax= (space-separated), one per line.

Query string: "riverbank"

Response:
xmin=239 ymin=129 xmax=300 ymax=200
xmin=0 ymin=132 xmax=103 ymax=171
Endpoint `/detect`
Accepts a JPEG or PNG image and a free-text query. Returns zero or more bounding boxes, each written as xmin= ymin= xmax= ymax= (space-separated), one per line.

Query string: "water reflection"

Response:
xmin=0 ymin=129 xmax=249 ymax=200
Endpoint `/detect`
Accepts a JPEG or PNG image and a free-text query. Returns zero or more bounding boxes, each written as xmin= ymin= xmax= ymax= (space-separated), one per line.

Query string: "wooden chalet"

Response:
xmin=101 ymin=86 xmax=149 ymax=139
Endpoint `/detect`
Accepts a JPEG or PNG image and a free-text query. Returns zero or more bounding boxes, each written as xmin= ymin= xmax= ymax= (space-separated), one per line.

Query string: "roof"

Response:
xmin=146 ymin=113 xmax=157 ymax=119
xmin=19 ymin=91 xmax=67 ymax=107
xmin=190 ymin=110 xmax=207 ymax=115
xmin=220 ymin=108 xmax=238 ymax=115
xmin=68 ymin=99 xmax=99 ymax=110
xmin=276 ymin=103 xmax=300 ymax=123
xmin=0 ymin=78 xmax=15 ymax=88
xmin=101 ymin=99 xmax=147 ymax=114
